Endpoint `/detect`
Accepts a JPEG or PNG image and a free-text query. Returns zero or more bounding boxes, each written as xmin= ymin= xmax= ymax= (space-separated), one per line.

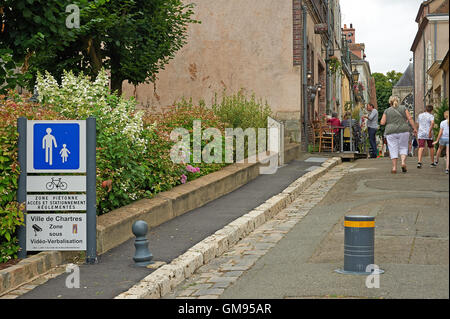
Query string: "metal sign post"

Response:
xmin=17 ymin=117 xmax=97 ymax=263
xmin=85 ymin=117 xmax=97 ymax=264
xmin=17 ymin=118 xmax=27 ymax=259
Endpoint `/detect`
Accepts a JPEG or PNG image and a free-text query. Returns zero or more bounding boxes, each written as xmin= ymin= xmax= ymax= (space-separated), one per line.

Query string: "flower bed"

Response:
xmin=0 ymin=70 xmax=272 ymax=264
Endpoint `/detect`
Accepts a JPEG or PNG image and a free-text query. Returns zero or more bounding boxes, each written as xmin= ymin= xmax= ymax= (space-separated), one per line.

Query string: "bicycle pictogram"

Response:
xmin=45 ymin=177 xmax=68 ymax=191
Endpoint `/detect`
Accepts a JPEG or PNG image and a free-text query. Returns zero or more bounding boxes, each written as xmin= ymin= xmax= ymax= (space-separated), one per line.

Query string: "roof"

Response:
xmin=415 ymin=0 xmax=433 ymax=23
xmin=394 ymin=63 xmax=414 ymax=87
xmin=411 ymin=0 xmax=449 ymax=51
xmin=440 ymin=50 xmax=449 ymax=70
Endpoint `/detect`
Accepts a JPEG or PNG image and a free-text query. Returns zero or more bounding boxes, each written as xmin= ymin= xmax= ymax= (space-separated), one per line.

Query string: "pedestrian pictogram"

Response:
xmin=27 ymin=120 xmax=86 ymax=173
xmin=60 ymin=144 xmax=70 ymax=163
xmin=42 ymin=128 xmax=57 ymax=166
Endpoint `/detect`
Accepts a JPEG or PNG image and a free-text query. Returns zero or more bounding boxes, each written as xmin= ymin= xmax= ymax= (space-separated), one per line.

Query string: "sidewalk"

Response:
xmin=9 ymin=155 xmax=330 ymax=299
xmin=166 ymin=157 xmax=449 ymax=299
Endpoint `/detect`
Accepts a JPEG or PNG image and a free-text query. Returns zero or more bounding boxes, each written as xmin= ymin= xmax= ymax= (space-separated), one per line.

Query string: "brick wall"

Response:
xmin=293 ymin=0 xmax=303 ymax=66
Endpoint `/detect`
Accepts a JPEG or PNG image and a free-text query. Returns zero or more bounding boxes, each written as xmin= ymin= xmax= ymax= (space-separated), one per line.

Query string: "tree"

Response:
xmin=0 ymin=0 xmax=199 ymax=95
xmin=386 ymin=70 xmax=403 ymax=86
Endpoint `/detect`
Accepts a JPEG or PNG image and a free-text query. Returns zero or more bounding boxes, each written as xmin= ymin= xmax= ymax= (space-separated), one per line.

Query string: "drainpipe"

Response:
xmin=413 ymin=55 xmax=416 ymax=121
xmin=434 ymin=21 xmax=437 ymax=61
xmin=423 ymin=30 xmax=426 ymax=110
xmin=302 ymin=3 xmax=308 ymax=150
xmin=325 ymin=0 xmax=332 ymax=115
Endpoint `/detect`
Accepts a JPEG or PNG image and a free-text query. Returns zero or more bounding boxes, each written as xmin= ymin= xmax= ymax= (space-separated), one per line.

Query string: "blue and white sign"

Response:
xmin=27 ymin=121 xmax=86 ymax=173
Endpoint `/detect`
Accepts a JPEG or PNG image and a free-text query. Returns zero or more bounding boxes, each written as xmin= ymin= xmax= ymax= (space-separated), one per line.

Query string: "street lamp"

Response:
xmin=306 ymin=70 xmax=322 ymax=103
xmin=352 ymin=69 xmax=359 ymax=84
xmin=308 ymin=83 xmax=322 ymax=103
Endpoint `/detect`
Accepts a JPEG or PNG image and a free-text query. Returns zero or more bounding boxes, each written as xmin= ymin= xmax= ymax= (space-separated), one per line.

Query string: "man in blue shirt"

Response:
xmin=362 ymin=103 xmax=379 ymax=158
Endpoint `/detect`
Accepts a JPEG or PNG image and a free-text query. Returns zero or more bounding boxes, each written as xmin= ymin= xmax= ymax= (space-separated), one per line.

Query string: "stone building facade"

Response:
xmin=411 ymin=0 xmax=449 ymax=115
xmin=120 ymin=0 xmax=351 ymax=150
xmin=342 ymin=24 xmax=376 ymax=116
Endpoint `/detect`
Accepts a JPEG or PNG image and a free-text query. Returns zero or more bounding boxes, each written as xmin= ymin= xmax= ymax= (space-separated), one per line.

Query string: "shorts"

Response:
xmin=418 ymin=139 xmax=433 ymax=148
xmin=439 ymin=138 xmax=449 ymax=146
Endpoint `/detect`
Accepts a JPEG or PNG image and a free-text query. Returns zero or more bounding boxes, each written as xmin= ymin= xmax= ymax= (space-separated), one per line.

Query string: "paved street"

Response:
xmin=8 ymin=157 xmax=323 ymax=299
xmin=165 ymin=157 xmax=449 ymax=299
xmin=3 ymin=155 xmax=448 ymax=300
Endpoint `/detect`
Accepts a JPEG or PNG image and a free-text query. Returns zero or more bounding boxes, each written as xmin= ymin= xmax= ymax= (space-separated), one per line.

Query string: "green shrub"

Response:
xmin=433 ymin=99 xmax=449 ymax=138
xmin=211 ymin=90 xmax=271 ymax=160
xmin=212 ymin=90 xmax=272 ymax=130
xmin=143 ymin=100 xmax=228 ymax=185
xmin=433 ymin=99 xmax=449 ymax=153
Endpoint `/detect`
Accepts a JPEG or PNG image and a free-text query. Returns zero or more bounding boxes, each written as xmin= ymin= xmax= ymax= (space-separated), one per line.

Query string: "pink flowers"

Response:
xmin=180 ymin=165 xmax=200 ymax=184
xmin=186 ymin=165 xmax=200 ymax=173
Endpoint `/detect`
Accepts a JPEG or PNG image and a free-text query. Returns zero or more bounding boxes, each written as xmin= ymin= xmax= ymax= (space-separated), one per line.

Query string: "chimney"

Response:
xmin=350 ymin=23 xmax=353 ymax=28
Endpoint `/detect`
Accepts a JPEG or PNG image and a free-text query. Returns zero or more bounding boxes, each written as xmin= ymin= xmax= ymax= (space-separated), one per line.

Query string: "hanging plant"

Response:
xmin=329 ymin=56 xmax=341 ymax=75
xmin=358 ymin=81 xmax=365 ymax=91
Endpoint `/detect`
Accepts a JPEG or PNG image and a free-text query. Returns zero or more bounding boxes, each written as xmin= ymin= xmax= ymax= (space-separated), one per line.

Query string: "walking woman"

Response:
xmin=380 ymin=96 xmax=417 ymax=173
xmin=432 ymin=110 xmax=449 ymax=174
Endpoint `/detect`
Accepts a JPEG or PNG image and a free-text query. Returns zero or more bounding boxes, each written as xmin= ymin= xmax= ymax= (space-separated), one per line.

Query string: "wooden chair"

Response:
xmin=342 ymin=127 xmax=351 ymax=151
xmin=311 ymin=120 xmax=322 ymax=151
xmin=319 ymin=124 xmax=334 ymax=152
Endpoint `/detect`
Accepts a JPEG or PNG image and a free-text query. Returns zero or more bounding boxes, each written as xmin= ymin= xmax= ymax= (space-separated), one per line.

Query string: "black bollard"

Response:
xmin=335 ymin=215 xmax=383 ymax=275
xmin=132 ymin=220 xmax=153 ymax=267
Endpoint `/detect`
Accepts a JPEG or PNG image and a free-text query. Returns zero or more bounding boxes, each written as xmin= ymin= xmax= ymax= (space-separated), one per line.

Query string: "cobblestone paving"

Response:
xmin=163 ymin=162 xmax=354 ymax=299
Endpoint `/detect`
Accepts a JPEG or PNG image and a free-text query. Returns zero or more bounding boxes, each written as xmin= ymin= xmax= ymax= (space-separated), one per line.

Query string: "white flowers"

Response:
xmin=36 ymin=68 xmax=148 ymax=150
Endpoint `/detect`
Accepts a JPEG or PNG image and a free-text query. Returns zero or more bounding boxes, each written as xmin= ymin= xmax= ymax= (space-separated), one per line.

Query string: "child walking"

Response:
xmin=416 ymin=104 xmax=435 ymax=168
xmin=432 ymin=110 xmax=449 ymax=174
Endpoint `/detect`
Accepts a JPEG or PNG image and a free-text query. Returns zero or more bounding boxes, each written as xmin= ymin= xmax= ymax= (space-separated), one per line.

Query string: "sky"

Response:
xmin=339 ymin=0 xmax=424 ymax=75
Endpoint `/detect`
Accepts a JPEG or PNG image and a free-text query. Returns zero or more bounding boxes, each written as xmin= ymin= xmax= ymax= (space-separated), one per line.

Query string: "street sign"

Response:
xmin=18 ymin=117 xmax=97 ymax=262
xmin=314 ymin=23 xmax=328 ymax=34
xmin=26 ymin=120 xmax=86 ymax=173
xmin=26 ymin=213 xmax=86 ymax=251
xmin=26 ymin=194 xmax=87 ymax=211
xmin=27 ymin=175 xmax=86 ymax=192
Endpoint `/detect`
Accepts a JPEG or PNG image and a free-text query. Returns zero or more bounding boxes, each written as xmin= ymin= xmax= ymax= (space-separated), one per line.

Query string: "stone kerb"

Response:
xmin=115 ymin=156 xmax=341 ymax=299
xmin=0 ymin=251 xmax=79 ymax=297
xmin=97 ymin=161 xmax=260 ymax=255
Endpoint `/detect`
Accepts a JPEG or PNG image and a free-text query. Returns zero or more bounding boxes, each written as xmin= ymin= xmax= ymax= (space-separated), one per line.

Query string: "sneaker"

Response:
xmin=430 ymin=162 xmax=437 ymax=167
xmin=445 ymin=169 xmax=449 ymax=174
xmin=417 ymin=162 xmax=422 ymax=169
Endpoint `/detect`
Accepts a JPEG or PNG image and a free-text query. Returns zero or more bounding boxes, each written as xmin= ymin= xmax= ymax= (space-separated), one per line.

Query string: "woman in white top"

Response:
xmin=433 ymin=110 xmax=449 ymax=174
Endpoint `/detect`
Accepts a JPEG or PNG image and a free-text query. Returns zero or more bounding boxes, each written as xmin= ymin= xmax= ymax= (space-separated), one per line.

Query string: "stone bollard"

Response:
xmin=132 ymin=220 xmax=153 ymax=267
xmin=335 ymin=215 xmax=383 ymax=275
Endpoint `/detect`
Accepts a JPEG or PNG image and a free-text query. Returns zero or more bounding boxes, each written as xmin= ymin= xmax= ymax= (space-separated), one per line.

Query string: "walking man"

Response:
xmin=42 ymin=127 xmax=57 ymax=166
xmin=363 ymin=103 xmax=378 ymax=158
xmin=416 ymin=104 xmax=435 ymax=168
